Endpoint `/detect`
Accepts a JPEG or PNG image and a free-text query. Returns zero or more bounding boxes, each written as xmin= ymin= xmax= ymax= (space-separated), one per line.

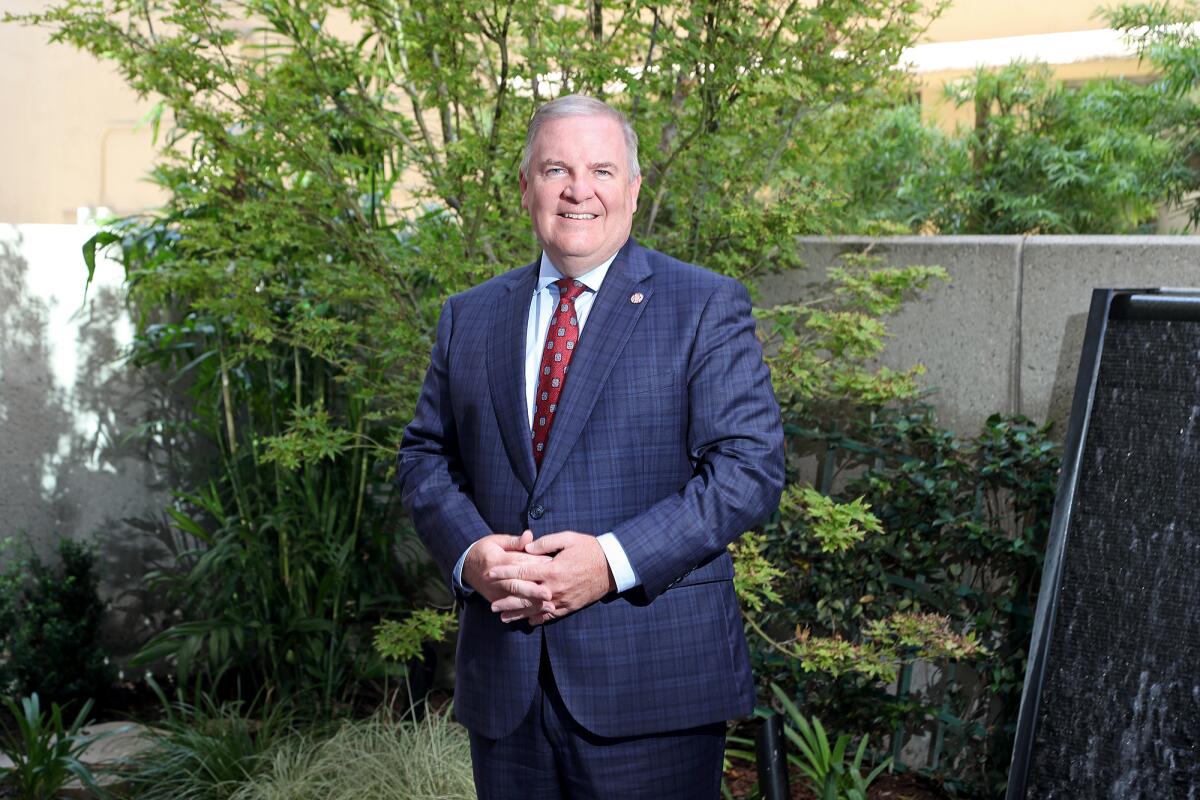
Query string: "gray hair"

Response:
xmin=520 ymin=94 xmax=641 ymax=181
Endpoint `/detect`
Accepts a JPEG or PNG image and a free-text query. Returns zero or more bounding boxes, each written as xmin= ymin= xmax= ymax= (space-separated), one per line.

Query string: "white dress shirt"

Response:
xmin=452 ymin=251 xmax=640 ymax=595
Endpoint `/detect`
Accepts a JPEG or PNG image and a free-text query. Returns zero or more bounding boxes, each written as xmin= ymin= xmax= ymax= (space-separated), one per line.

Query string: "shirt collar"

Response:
xmin=536 ymin=250 xmax=617 ymax=294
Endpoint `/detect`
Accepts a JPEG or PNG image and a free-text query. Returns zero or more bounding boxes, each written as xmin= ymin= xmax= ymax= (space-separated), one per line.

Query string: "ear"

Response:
xmin=629 ymin=174 xmax=643 ymax=213
xmin=519 ymin=169 xmax=530 ymax=211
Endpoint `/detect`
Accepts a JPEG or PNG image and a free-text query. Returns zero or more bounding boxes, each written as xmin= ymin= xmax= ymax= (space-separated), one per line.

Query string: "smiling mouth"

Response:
xmin=558 ymin=213 xmax=597 ymax=220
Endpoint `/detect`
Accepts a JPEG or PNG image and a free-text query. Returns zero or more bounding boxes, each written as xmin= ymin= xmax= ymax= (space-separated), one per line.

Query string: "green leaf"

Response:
xmin=81 ymin=230 xmax=120 ymax=293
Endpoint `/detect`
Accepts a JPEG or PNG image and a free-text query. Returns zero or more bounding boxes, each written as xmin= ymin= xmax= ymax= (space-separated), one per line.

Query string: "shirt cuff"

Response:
xmin=453 ymin=541 xmax=478 ymax=596
xmin=596 ymin=532 xmax=640 ymax=592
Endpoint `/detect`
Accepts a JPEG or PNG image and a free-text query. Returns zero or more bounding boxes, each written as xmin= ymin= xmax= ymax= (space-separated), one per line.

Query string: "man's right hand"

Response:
xmin=462 ymin=531 xmax=555 ymax=620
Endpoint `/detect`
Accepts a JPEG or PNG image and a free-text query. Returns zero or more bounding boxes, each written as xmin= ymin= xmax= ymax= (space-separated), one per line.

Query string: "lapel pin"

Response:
xmin=630 ymin=292 xmax=644 ymax=304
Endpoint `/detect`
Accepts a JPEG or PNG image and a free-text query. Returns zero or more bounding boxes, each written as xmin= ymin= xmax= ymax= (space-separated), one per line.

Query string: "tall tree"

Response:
xmin=6 ymin=0 xmax=945 ymax=707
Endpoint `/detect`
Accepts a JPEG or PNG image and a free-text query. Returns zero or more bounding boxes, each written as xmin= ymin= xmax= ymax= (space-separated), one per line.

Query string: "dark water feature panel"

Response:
xmin=1007 ymin=289 xmax=1200 ymax=800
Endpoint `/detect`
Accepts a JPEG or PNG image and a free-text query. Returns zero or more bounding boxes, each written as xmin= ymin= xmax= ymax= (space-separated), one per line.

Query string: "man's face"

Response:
xmin=520 ymin=114 xmax=642 ymax=277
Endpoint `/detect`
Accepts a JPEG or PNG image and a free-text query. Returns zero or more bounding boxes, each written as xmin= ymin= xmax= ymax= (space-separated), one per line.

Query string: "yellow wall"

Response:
xmin=0 ymin=0 xmax=1192 ymax=223
xmin=921 ymin=0 xmax=1110 ymax=42
xmin=913 ymin=0 xmax=1183 ymax=130
xmin=919 ymin=58 xmax=1156 ymax=132
xmin=1 ymin=0 xmax=165 ymax=223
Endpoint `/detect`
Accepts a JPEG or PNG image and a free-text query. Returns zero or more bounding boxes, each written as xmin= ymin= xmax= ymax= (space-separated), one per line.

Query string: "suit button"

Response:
xmin=528 ymin=503 xmax=545 ymax=520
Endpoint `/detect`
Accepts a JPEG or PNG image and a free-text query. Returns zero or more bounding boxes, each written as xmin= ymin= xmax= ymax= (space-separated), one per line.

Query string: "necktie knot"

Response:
xmin=555 ymin=277 xmax=588 ymax=304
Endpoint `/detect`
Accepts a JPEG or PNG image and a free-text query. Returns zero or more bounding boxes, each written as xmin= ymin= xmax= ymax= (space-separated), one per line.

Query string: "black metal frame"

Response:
xmin=1004 ymin=287 xmax=1200 ymax=799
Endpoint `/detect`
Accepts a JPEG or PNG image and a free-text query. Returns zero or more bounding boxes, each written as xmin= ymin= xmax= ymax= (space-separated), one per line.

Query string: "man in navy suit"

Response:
xmin=396 ymin=94 xmax=784 ymax=799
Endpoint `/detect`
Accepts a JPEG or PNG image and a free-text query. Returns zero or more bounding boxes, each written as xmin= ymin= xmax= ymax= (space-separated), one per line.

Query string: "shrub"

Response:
xmin=0 ymin=693 xmax=108 ymax=800
xmin=118 ymin=683 xmax=292 ymax=800
xmin=840 ymin=61 xmax=1180 ymax=235
xmin=8 ymin=0 xmax=949 ymax=713
xmin=748 ymin=405 xmax=1059 ymax=797
xmin=0 ymin=537 xmax=114 ymax=710
xmin=228 ymin=709 xmax=473 ymax=800
xmin=772 ymin=685 xmax=891 ymax=800
xmin=1104 ymin=1 xmax=1200 ymax=230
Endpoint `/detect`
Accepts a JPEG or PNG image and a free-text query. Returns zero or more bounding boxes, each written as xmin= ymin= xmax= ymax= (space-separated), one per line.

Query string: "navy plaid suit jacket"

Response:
xmin=397 ymin=239 xmax=785 ymax=739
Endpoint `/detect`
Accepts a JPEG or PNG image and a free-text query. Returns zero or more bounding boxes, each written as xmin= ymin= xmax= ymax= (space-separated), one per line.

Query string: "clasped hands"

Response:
xmin=462 ymin=530 xmax=617 ymax=625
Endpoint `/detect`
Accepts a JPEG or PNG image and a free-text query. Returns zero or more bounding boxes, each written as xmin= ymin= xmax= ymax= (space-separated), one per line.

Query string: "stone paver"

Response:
xmin=0 ymin=721 xmax=159 ymax=798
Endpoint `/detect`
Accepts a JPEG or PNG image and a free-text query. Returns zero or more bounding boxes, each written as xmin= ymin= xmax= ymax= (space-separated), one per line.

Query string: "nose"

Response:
xmin=562 ymin=174 xmax=593 ymax=202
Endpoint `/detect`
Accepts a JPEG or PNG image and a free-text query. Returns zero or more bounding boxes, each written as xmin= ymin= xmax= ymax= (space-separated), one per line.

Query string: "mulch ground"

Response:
xmin=725 ymin=763 xmax=953 ymax=799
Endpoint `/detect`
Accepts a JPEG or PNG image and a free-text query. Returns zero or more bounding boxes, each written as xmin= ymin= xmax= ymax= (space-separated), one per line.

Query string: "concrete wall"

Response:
xmin=758 ymin=236 xmax=1200 ymax=438
xmin=0 ymin=223 xmax=170 ymax=648
xmin=4 ymin=229 xmax=1200 ymax=657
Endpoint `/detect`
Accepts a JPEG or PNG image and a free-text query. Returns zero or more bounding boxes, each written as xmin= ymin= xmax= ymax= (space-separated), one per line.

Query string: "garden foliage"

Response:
xmin=8 ymin=0 xmax=946 ymax=712
xmin=0 ymin=537 xmax=114 ymax=710
xmin=843 ymin=63 xmax=1177 ymax=234
xmin=771 ymin=684 xmax=891 ymax=800
xmin=7 ymin=0 xmax=1076 ymax=795
xmin=226 ymin=709 xmax=474 ymax=800
xmin=118 ymin=679 xmax=294 ymax=800
xmin=0 ymin=693 xmax=108 ymax=800
xmin=1104 ymin=0 xmax=1200 ymax=229
xmin=743 ymin=402 xmax=1058 ymax=796
xmin=718 ymin=250 xmax=1060 ymax=795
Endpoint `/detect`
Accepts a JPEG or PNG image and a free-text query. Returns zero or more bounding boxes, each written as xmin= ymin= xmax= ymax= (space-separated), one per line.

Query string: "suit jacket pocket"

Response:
xmin=667 ymin=550 xmax=735 ymax=589
xmin=620 ymin=368 xmax=677 ymax=396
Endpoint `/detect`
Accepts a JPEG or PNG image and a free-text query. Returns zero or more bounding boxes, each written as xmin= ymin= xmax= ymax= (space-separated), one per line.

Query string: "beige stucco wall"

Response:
xmin=921 ymin=0 xmax=1110 ymax=42
xmin=1 ymin=0 xmax=166 ymax=224
xmin=918 ymin=57 xmax=1157 ymax=132
xmin=911 ymin=0 xmax=1184 ymax=131
xmin=2 ymin=0 xmax=1196 ymax=223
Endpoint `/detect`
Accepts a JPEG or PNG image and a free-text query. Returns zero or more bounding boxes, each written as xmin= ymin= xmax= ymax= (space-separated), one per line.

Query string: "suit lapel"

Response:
xmin=534 ymin=241 xmax=654 ymax=493
xmin=488 ymin=260 xmax=539 ymax=493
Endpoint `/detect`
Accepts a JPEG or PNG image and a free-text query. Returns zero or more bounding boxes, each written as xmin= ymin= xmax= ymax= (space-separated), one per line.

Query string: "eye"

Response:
xmin=546 ymin=167 xmax=566 ymax=176
xmin=594 ymin=169 xmax=612 ymax=178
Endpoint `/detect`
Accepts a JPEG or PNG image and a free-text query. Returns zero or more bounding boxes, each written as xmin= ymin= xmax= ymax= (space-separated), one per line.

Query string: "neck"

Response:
xmin=544 ymin=242 xmax=626 ymax=279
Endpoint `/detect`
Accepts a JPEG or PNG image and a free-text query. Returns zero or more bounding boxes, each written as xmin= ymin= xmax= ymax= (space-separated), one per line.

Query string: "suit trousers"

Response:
xmin=468 ymin=639 xmax=726 ymax=800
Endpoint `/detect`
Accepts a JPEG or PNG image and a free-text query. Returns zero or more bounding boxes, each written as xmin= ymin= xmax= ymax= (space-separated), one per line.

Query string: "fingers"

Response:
xmin=499 ymin=551 xmax=553 ymax=566
xmin=499 ymin=577 xmax=550 ymax=600
xmin=487 ymin=563 xmax=547 ymax=584
xmin=501 ymin=603 xmax=555 ymax=624
xmin=528 ymin=609 xmax=557 ymax=626
xmin=524 ymin=531 xmax=575 ymax=555
xmin=492 ymin=529 xmax=534 ymax=551
xmin=489 ymin=584 xmax=562 ymax=625
xmin=482 ymin=531 xmax=588 ymax=625
xmin=491 ymin=593 xmax=552 ymax=613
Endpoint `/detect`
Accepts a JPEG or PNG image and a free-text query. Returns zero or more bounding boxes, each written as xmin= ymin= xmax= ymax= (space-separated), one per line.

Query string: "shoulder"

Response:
xmin=636 ymin=243 xmax=748 ymax=301
xmin=446 ymin=260 xmax=536 ymax=309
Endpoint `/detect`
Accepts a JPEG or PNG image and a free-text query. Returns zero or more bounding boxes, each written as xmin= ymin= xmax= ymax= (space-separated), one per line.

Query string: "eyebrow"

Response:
xmin=540 ymin=159 xmax=620 ymax=172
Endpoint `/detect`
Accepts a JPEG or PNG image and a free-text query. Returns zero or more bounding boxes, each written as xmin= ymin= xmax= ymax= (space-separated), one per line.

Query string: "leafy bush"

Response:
xmin=0 ymin=537 xmax=114 ymax=710
xmin=748 ymin=405 xmax=1059 ymax=797
xmin=771 ymin=685 xmax=890 ymax=800
xmin=0 ymin=693 xmax=108 ymax=800
xmin=941 ymin=62 xmax=1170 ymax=234
xmin=737 ymin=255 xmax=980 ymax=673
xmin=1105 ymin=0 xmax=1200 ymax=230
xmin=119 ymin=682 xmax=292 ymax=800
xmin=839 ymin=103 xmax=967 ymax=234
xmin=227 ymin=708 xmax=474 ymax=800
xmin=841 ymin=62 xmax=1175 ymax=235
xmin=8 ymin=0 xmax=949 ymax=712
xmin=373 ymin=608 xmax=457 ymax=666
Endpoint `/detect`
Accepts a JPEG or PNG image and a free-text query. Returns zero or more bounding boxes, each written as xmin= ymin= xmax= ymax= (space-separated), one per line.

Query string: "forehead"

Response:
xmin=530 ymin=114 xmax=627 ymax=164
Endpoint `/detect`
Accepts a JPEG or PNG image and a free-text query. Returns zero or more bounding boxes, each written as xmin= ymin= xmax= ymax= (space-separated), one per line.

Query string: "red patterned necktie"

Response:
xmin=532 ymin=277 xmax=588 ymax=468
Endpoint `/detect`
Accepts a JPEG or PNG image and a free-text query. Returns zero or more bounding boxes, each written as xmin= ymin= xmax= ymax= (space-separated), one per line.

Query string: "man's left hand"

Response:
xmin=486 ymin=531 xmax=617 ymax=625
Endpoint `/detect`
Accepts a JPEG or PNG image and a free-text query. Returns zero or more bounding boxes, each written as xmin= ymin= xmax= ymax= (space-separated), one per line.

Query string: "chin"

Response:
xmin=550 ymin=237 xmax=602 ymax=257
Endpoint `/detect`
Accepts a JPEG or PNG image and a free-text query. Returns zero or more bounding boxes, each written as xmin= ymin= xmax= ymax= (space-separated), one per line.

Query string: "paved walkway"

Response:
xmin=1 ymin=721 xmax=158 ymax=797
